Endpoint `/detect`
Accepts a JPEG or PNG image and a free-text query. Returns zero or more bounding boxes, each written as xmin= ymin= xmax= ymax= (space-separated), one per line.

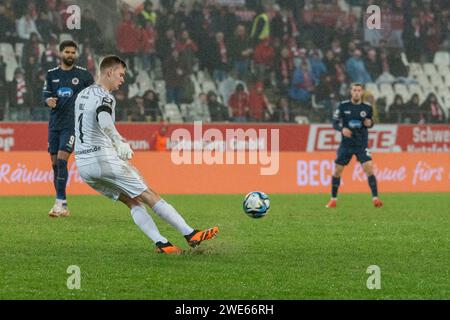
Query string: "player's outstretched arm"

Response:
xmin=98 ymin=111 xmax=133 ymax=160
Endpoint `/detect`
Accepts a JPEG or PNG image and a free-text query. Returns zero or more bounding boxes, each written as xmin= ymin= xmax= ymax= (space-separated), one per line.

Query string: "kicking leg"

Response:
xmin=119 ymin=193 xmax=182 ymax=254
xmin=136 ymin=188 xmax=219 ymax=248
xmin=136 ymin=188 xmax=194 ymax=236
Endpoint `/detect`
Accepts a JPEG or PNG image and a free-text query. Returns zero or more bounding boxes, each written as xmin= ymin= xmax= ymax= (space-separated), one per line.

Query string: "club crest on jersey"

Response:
xmin=57 ymin=87 xmax=73 ymax=97
xmin=360 ymin=111 xmax=367 ymax=117
xmin=72 ymin=77 xmax=79 ymax=85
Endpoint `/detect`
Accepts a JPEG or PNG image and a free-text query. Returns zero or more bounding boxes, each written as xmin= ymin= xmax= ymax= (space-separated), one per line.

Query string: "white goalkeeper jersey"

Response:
xmin=74 ymin=84 xmax=118 ymax=163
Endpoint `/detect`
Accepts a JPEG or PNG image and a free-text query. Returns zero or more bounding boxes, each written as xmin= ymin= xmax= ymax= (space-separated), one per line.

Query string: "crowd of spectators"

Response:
xmin=0 ymin=0 xmax=449 ymax=123
xmin=0 ymin=0 xmax=105 ymax=121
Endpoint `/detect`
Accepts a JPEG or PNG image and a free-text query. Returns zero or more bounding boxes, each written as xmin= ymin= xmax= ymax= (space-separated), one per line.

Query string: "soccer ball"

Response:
xmin=243 ymin=191 xmax=270 ymax=218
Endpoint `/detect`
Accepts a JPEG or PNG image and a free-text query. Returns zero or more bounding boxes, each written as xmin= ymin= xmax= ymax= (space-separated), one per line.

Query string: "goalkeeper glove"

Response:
xmin=115 ymin=141 xmax=134 ymax=160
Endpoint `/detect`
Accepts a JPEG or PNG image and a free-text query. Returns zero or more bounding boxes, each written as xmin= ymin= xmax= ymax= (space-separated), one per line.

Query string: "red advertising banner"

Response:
xmin=0 ymin=122 xmax=309 ymax=152
xmin=0 ymin=122 xmax=48 ymax=151
xmin=1 ymin=123 xmax=449 ymax=152
xmin=0 ymin=152 xmax=449 ymax=196
xmin=306 ymin=124 xmax=450 ymax=152
xmin=396 ymin=125 xmax=450 ymax=152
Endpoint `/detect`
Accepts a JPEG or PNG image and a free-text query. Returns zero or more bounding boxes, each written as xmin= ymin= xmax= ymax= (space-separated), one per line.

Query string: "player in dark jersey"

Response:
xmin=43 ymin=40 xmax=94 ymax=217
xmin=325 ymin=83 xmax=383 ymax=208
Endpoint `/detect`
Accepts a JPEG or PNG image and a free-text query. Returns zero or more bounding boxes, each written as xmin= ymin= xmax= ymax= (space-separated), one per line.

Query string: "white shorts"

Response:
xmin=76 ymin=156 xmax=148 ymax=200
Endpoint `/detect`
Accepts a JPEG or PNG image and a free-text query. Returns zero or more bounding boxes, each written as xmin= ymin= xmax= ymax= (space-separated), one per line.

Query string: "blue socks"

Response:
xmin=368 ymin=175 xmax=378 ymax=198
xmin=330 ymin=175 xmax=378 ymax=199
xmin=331 ymin=176 xmax=341 ymax=198
xmin=52 ymin=164 xmax=58 ymax=192
xmin=56 ymin=159 xmax=68 ymax=201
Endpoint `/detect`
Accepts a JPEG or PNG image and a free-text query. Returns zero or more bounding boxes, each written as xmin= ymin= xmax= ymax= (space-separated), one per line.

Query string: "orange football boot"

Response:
xmin=325 ymin=199 xmax=337 ymax=208
xmin=155 ymin=242 xmax=183 ymax=254
xmin=185 ymin=227 xmax=219 ymax=248
xmin=373 ymin=198 xmax=383 ymax=208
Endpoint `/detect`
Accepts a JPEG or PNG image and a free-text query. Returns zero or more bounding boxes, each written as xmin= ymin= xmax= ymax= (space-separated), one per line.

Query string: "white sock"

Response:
xmin=131 ymin=205 xmax=167 ymax=244
xmin=152 ymin=199 xmax=194 ymax=236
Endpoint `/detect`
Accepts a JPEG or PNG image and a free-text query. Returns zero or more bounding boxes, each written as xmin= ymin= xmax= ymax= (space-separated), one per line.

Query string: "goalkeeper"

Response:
xmin=74 ymin=55 xmax=218 ymax=254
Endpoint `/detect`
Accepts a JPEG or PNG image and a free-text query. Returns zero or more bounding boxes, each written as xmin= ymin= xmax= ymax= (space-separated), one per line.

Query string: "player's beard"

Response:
xmin=62 ymin=57 xmax=75 ymax=67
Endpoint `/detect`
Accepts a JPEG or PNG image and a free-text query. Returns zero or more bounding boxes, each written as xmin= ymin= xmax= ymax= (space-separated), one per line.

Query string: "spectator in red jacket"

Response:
xmin=228 ymin=83 xmax=249 ymax=122
xmin=248 ymin=82 xmax=272 ymax=122
xmin=253 ymin=38 xmax=275 ymax=81
xmin=163 ymin=50 xmax=187 ymax=105
xmin=276 ymin=46 xmax=295 ymax=94
xmin=116 ymin=9 xmax=140 ymax=72
xmin=176 ymin=30 xmax=198 ymax=75
xmin=140 ymin=20 xmax=157 ymax=74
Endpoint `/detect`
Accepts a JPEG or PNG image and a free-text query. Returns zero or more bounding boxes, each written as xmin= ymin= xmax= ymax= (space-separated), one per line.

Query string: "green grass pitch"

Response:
xmin=0 ymin=193 xmax=449 ymax=299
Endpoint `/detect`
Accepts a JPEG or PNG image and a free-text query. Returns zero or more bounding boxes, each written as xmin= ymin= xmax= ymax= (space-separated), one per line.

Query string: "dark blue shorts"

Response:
xmin=48 ymin=128 xmax=75 ymax=154
xmin=335 ymin=146 xmax=372 ymax=166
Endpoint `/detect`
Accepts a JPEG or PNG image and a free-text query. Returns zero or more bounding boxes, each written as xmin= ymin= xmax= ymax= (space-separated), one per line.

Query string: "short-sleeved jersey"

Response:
xmin=74 ymin=84 xmax=117 ymax=163
xmin=333 ymin=100 xmax=373 ymax=148
xmin=43 ymin=65 xmax=94 ymax=130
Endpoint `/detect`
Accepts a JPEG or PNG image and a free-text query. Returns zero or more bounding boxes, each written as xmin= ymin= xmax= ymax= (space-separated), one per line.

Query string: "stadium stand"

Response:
xmin=0 ymin=0 xmax=449 ymax=124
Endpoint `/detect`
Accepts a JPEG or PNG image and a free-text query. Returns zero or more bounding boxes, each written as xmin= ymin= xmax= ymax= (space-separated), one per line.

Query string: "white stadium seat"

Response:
xmin=136 ymin=70 xmax=153 ymax=93
xmin=433 ymin=51 xmax=450 ymax=66
xmin=14 ymin=43 xmax=24 ymax=63
xmin=421 ymin=83 xmax=437 ymax=96
xmin=154 ymin=80 xmax=166 ymax=91
xmin=393 ymin=83 xmax=410 ymax=101
xmin=163 ymin=103 xmax=183 ymax=123
xmin=190 ymin=74 xmax=202 ymax=95
xmin=127 ymin=83 xmax=139 ymax=99
xmin=153 ymin=80 xmax=166 ymax=100
xmin=202 ymin=81 xmax=217 ymax=94
xmin=365 ymin=83 xmax=379 ymax=97
xmin=294 ymin=116 xmax=309 ymax=124
xmin=179 ymin=103 xmax=190 ymax=119
xmin=429 ymin=74 xmax=444 ymax=88
xmin=423 ymin=63 xmax=437 ymax=76
xmin=414 ymin=73 xmax=430 ymax=86
xmin=408 ymin=84 xmax=423 ymax=101
xmin=445 ymin=74 xmax=450 ymax=86
xmin=379 ymin=88 xmax=395 ymax=107
xmin=438 ymin=65 xmax=450 ymax=76
xmin=408 ymin=63 xmax=423 ymax=77
xmin=437 ymin=87 xmax=450 ymax=98
xmin=441 ymin=94 xmax=450 ymax=118
xmin=378 ymin=83 xmax=394 ymax=97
